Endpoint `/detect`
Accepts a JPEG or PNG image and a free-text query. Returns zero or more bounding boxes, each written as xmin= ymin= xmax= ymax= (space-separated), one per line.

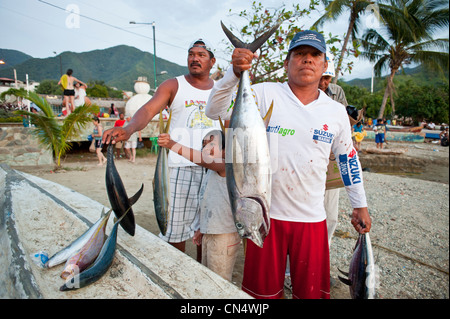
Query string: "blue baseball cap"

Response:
xmin=289 ymin=30 xmax=326 ymax=53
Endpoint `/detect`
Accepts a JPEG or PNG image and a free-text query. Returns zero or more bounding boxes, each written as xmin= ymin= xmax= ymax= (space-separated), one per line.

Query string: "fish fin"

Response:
xmin=337 ymin=267 xmax=349 ymax=277
xmin=221 ymin=20 xmax=282 ymax=53
xmin=221 ymin=21 xmax=247 ymax=49
xmin=128 ymin=183 xmax=144 ymax=206
xmin=159 ymin=109 xmax=164 ymax=134
xmin=218 ymin=116 xmax=226 ymax=133
xmin=263 ymin=101 xmax=273 ymax=128
xmin=338 ymin=276 xmax=352 ymax=286
xmin=164 ymin=110 xmax=172 ymax=134
xmin=115 ymin=206 xmax=132 ymax=225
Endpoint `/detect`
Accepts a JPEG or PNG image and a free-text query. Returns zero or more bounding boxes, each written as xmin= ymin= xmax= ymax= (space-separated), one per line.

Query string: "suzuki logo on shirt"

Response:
xmin=313 ymin=125 xmax=334 ymax=144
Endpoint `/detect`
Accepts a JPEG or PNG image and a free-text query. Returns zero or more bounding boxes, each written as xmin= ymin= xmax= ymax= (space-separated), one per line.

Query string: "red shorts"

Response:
xmin=242 ymin=218 xmax=330 ymax=299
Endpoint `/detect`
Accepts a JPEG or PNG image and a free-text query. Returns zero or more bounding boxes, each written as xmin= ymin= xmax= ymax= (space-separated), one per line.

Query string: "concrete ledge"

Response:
xmin=0 ymin=164 xmax=251 ymax=299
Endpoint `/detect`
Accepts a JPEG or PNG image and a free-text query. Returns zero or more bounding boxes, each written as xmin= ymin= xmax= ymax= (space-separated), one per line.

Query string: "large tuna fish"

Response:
xmin=221 ymin=21 xmax=280 ymax=248
xmin=45 ymin=208 xmax=112 ymax=268
xmin=60 ymin=208 xmax=113 ymax=280
xmin=105 ymin=143 xmax=144 ymax=236
xmin=152 ymin=109 xmax=172 ymax=235
xmin=338 ymin=232 xmax=377 ymax=299
xmin=60 ymin=208 xmax=130 ymax=291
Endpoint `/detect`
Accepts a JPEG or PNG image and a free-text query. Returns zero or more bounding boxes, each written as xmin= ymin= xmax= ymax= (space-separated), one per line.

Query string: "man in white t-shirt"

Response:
xmin=103 ymin=39 xmax=220 ymax=260
xmin=206 ymin=30 xmax=371 ymax=299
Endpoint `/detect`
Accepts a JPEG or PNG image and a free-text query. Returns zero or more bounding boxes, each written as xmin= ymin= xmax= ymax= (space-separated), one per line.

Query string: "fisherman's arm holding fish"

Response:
xmin=102 ymin=79 xmax=177 ymax=144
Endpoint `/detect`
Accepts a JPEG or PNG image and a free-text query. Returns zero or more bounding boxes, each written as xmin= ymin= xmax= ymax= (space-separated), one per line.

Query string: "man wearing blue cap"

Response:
xmin=206 ymin=30 xmax=371 ymax=299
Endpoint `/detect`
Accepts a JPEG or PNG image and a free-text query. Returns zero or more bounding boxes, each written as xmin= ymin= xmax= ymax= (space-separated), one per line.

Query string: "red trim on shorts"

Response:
xmin=242 ymin=218 xmax=330 ymax=299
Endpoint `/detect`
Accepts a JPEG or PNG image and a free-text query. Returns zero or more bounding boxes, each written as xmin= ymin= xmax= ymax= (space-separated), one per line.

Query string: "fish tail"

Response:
xmin=221 ymin=20 xmax=282 ymax=52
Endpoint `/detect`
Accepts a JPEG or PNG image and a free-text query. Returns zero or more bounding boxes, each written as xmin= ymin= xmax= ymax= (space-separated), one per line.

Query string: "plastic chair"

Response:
xmin=150 ymin=137 xmax=159 ymax=153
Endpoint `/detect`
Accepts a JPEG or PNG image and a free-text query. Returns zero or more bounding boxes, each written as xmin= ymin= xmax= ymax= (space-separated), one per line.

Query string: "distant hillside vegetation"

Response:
xmin=0 ymin=45 xmax=188 ymax=91
xmin=0 ymin=49 xmax=33 ymax=72
xmin=344 ymin=65 xmax=449 ymax=91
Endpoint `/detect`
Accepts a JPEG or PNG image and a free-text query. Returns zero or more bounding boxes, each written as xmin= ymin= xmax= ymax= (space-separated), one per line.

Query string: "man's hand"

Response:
xmin=102 ymin=127 xmax=130 ymax=145
xmin=351 ymin=207 xmax=372 ymax=234
xmin=231 ymin=48 xmax=257 ymax=77
xmin=157 ymin=133 xmax=176 ymax=149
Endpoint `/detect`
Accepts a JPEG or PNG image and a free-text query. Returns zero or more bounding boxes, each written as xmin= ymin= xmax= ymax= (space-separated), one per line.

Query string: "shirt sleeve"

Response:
xmin=205 ymin=68 xmax=239 ymax=120
xmin=332 ymin=108 xmax=368 ymax=208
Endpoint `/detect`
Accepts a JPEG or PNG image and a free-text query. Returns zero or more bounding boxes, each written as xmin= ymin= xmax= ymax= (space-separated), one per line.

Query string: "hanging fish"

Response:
xmin=338 ymin=231 xmax=377 ymax=299
xmin=220 ymin=21 xmax=279 ymax=248
xmin=152 ymin=109 xmax=172 ymax=235
xmin=105 ymin=143 xmax=144 ymax=236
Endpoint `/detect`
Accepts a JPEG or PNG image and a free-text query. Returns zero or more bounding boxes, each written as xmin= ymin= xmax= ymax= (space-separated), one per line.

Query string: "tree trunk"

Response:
xmin=333 ymin=13 xmax=356 ymax=84
xmin=378 ymin=70 xmax=396 ymax=119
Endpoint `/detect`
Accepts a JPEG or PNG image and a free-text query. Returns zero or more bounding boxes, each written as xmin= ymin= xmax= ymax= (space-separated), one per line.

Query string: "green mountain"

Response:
xmin=344 ymin=65 xmax=449 ymax=91
xmin=0 ymin=45 xmax=188 ymax=91
xmin=0 ymin=49 xmax=33 ymax=72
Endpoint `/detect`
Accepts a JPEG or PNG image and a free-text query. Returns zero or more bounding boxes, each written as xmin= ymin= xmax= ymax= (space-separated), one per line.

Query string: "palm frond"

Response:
xmin=15 ymin=110 xmax=61 ymax=153
xmin=61 ymin=104 xmax=99 ymax=144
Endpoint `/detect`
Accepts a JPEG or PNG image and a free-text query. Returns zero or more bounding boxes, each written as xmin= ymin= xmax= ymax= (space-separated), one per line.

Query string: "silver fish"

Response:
xmin=60 ymin=208 xmax=112 ymax=280
xmin=339 ymin=232 xmax=377 ymax=299
xmin=221 ymin=21 xmax=279 ymax=248
xmin=152 ymin=109 xmax=172 ymax=235
xmin=45 ymin=208 xmax=112 ymax=268
xmin=105 ymin=143 xmax=144 ymax=236
xmin=60 ymin=208 xmax=130 ymax=291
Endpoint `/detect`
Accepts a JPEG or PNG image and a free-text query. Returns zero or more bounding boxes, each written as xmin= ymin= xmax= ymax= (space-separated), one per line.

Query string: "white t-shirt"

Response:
xmin=206 ymin=68 xmax=367 ymax=223
xmin=198 ymin=170 xmax=236 ymax=234
xmin=167 ymin=75 xmax=220 ymax=167
xmin=74 ymin=88 xmax=87 ymax=107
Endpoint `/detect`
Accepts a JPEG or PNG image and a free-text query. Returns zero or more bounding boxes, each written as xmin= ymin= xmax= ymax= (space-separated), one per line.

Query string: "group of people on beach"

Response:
xmin=100 ymin=28 xmax=371 ymax=300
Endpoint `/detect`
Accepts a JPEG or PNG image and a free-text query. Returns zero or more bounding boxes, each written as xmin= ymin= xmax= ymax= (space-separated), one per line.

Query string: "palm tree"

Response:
xmin=1 ymin=88 xmax=99 ymax=168
xmin=312 ymin=0 xmax=373 ymax=83
xmin=359 ymin=0 xmax=449 ymax=119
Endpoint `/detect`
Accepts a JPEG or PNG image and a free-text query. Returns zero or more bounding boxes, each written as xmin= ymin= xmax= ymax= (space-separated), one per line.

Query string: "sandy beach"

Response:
xmin=12 ymin=139 xmax=449 ymax=299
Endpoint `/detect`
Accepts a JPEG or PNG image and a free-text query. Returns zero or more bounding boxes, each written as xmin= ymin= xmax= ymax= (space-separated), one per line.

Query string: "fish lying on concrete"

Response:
xmin=45 ymin=208 xmax=112 ymax=268
xmin=59 ymin=208 xmax=130 ymax=291
xmin=338 ymin=231 xmax=377 ymax=299
xmin=152 ymin=109 xmax=172 ymax=235
xmin=220 ymin=21 xmax=279 ymax=248
xmin=60 ymin=208 xmax=112 ymax=280
xmin=105 ymin=143 xmax=144 ymax=236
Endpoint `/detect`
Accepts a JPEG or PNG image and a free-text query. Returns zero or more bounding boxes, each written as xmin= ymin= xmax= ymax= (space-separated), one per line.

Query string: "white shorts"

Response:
xmin=124 ymin=140 xmax=137 ymax=149
xmin=158 ymin=166 xmax=206 ymax=243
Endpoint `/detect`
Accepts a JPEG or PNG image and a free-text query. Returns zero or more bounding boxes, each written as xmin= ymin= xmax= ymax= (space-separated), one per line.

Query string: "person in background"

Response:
xmin=439 ymin=126 xmax=448 ymax=147
xmin=352 ymin=121 xmax=366 ymax=151
xmin=74 ymin=82 xmax=90 ymax=108
xmin=58 ymin=69 xmax=87 ymax=115
xmin=109 ymin=103 xmax=119 ymax=118
xmin=92 ymin=116 xmax=107 ymax=166
xmin=375 ymin=118 xmax=386 ymax=149
xmin=113 ymin=112 xmax=127 ymax=158
xmin=124 ymin=116 xmax=142 ymax=163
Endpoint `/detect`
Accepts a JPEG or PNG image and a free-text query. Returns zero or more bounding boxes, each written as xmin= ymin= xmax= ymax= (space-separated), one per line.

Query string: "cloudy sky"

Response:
xmin=1 ymin=0 xmax=448 ymax=82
